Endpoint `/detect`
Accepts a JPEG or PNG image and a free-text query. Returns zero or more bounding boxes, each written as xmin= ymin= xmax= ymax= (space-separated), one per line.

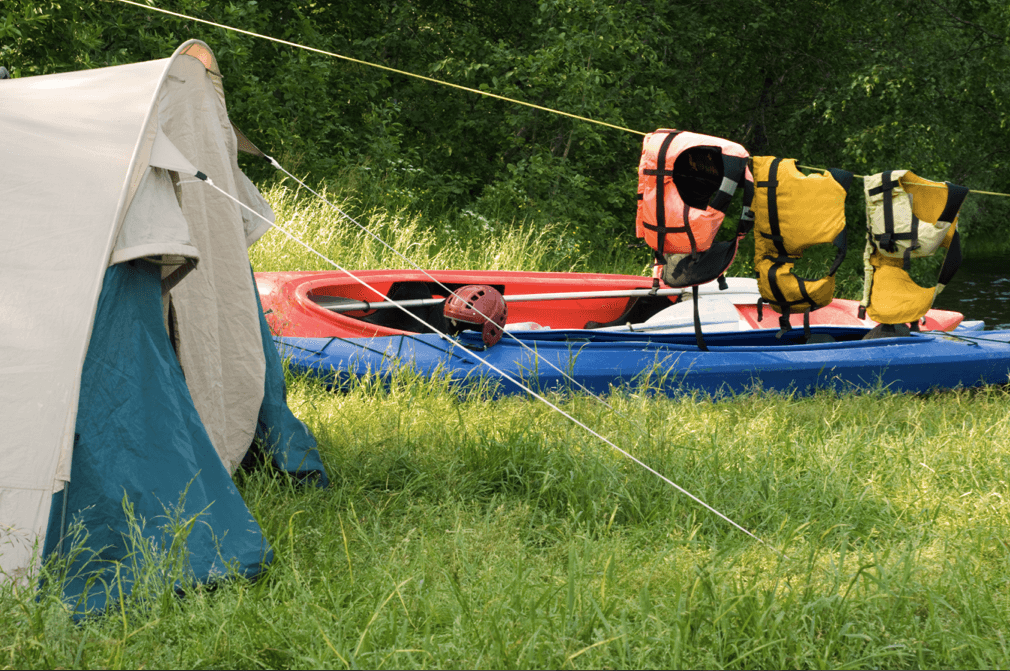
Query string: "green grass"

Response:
xmin=5 ymin=181 xmax=1010 ymax=669
xmin=248 ymin=181 xmax=603 ymax=275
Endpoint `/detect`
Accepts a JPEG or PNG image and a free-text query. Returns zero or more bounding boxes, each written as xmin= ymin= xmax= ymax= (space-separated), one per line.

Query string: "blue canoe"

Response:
xmin=276 ymin=326 xmax=1010 ymax=397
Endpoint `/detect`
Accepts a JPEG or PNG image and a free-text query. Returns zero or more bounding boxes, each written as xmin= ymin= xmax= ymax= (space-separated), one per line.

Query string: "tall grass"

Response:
xmin=5 ymin=181 xmax=1010 ymax=668
xmin=249 ymin=181 xmax=605 ymax=275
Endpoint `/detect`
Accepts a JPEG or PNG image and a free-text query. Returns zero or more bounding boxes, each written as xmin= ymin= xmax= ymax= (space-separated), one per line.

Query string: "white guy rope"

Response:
xmin=189 ymin=174 xmax=786 ymax=558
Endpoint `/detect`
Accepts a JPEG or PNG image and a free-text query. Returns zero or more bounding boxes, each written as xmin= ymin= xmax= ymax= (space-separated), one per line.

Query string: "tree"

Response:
xmin=5 ymin=0 xmax=1007 ymax=255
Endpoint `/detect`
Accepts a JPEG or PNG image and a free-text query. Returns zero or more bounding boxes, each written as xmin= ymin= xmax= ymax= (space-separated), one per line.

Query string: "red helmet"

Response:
xmin=443 ymin=285 xmax=508 ymax=346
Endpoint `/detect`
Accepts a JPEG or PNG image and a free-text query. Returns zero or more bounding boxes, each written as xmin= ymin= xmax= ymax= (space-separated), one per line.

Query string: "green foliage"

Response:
xmin=4 ymin=0 xmax=1009 ymax=255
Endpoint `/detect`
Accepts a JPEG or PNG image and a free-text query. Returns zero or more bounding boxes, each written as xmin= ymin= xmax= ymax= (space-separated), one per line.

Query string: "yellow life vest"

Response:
xmin=859 ymin=171 xmax=970 ymax=325
xmin=751 ymin=157 xmax=853 ymax=330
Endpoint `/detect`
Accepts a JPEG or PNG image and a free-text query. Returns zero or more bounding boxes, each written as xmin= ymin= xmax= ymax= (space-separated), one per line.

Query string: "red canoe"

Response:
xmin=256 ymin=270 xmax=965 ymax=339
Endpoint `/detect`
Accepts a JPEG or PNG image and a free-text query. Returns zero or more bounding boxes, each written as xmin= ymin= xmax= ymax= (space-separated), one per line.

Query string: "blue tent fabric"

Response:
xmin=252 ymin=270 xmax=330 ymax=487
xmin=43 ymin=261 xmax=272 ymax=614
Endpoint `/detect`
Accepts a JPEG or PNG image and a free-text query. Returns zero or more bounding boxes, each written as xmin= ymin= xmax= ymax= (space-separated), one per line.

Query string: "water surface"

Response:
xmin=932 ymin=257 xmax=1010 ymax=329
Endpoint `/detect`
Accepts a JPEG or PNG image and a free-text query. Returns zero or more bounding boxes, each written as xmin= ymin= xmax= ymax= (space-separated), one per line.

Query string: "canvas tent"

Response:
xmin=0 ymin=40 xmax=328 ymax=612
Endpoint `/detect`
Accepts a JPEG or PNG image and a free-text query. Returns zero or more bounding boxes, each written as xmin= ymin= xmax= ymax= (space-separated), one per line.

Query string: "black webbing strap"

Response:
xmin=757 ymin=157 xmax=789 ymax=258
xmin=827 ymin=229 xmax=847 ymax=277
xmin=793 ymin=274 xmax=817 ymax=310
xmin=938 ymin=229 xmax=963 ymax=287
xmin=902 ymin=224 xmax=917 ymax=271
xmin=868 ymin=171 xmax=915 ymax=254
xmin=643 ymin=130 xmax=681 ymax=266
xmin=933 ymin=181 xmax=967 ymax=285
xmin=775 ymin=308 xmax=815 ymax=341
xmin=940 ymin=182 xmax=970 ymax=224
xmin=692 ymin=284 xmax=708 ymax=352
xmin=827 ymin=168 xmax=855 ymax=192
xmin=710 ymin=155 xmax=747 ymax=213
xmin=766 ymin=258 xmax=792 ymax=306
xmin=735 ymin=157 xmax=757 ymax=230
xmin=681 ymin=203 xmax=698 ymax=257
xmin=775 ymin=309 xmax=791 ymax=339
xmin=825 ymin=167 xmax=853 ymax=277
xmin=740 ymin=170 xmax=755 ymax=226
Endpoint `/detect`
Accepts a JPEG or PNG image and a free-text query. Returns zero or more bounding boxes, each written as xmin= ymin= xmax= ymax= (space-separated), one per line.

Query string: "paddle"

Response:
xmin=314 ymin=287 xmax=694 ymax=313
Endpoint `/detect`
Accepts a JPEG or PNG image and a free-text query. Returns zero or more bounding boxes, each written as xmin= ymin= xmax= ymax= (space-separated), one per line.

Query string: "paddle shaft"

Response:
xmin=315 ymin=287 xmax=689 ymax=313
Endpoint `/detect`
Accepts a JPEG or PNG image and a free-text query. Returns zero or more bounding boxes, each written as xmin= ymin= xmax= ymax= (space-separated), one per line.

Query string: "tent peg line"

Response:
xmin=195 ymin=170 xmax=789 ymax=561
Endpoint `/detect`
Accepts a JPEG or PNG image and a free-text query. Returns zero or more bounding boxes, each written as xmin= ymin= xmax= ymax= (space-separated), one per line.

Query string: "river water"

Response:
xmin=931 ymin=257 xmax=1010 ymax=329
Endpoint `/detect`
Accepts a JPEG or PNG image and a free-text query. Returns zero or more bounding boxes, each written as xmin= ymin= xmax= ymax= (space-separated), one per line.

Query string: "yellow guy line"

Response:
xmin=798 ymin=165 xmax=1010 ymax=198
xmin=112 ymin=0 xmax=645 ymax=137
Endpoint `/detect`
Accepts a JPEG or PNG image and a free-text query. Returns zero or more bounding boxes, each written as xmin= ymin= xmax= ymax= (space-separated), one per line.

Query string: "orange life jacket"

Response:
xmin=635 ymin=129 xmax=754 ymax=289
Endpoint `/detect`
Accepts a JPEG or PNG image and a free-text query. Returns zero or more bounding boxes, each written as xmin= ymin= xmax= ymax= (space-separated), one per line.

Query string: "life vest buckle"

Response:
xmin=878 ymin=231 xmax=895 ymax=252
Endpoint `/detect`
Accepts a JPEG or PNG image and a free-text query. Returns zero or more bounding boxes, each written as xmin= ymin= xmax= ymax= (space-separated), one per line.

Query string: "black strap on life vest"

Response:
xmin=757 ymin=157 xmax=789 ymax=258
xmin=773 ymin=309 xmax=811 ymax=340
xmin=642 ymin=130 xmax=683 ymax=267
xmin=756 ymin=158 xmax=794 ymax=315
xmin=827 ymin=228 xmax=848 ymax=277
xmin=756 ymin=298 xmax=815 ymax=341
xmin=692 ymin=285 xmax=708 ymax=351
xmin=936 ymin=182 xmax=970 ymax=286
xmin=868 ymin=171 xmax=919 ymax=270
xmin=940 ymin=182 xmax=970 ymax=226
xmin=712 ymin=155 xmax=749 ymax=214
xmin=825 ymin=168 xmax=854 ymax=276
xmin=938 ymin=230 xmax=963 ymax=288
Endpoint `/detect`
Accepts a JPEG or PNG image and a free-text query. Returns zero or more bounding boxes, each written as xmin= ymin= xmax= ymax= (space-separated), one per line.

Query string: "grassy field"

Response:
xmin=4 ymin=183 xmax=1010 ymax=669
